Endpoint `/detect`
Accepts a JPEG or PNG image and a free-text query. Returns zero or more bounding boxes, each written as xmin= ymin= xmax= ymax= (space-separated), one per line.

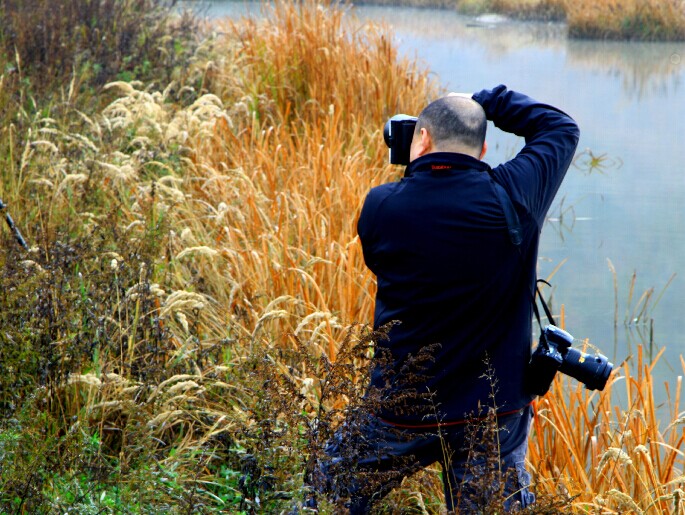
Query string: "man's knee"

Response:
xmin=504 ymin=460 xmax=536 ymax=510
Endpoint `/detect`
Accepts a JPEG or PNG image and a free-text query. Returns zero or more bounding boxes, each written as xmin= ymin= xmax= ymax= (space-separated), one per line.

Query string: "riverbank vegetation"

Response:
xmin=1 ymin=0 xmax=685 ymax=512
xmin=376 ymin=0 xmax=685 ymax=41
xmin=564 ymin=0 xmax=685 ymax=41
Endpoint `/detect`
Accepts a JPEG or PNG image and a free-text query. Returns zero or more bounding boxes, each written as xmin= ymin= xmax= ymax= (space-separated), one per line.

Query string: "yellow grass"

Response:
xmin=565 ymin=0 xmax=685 ymax=41
xmin=456 ymin=0 xmax=685 ymax=40
xmin=529 ymin=345 xmax=685 ymax=513
xmin=485 ymin=0 xmax=566 ymax=20
xmin=154 ymin=2 xmax=438 ymax=360
xmin=16 ymin=0 xmax=685 ymax=511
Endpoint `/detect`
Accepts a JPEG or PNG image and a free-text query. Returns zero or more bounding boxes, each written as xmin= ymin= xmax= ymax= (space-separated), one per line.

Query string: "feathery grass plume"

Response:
xmin=377 ymin=466 xmax=445 ymax=514
xmin=211 ymin=325 xmax=376 ymax=511
xmin=102 ymin=82 xmax=170 ymax=136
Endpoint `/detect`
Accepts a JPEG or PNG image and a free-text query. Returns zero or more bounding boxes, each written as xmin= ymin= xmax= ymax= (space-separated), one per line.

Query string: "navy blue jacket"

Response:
xmin=358 ymin=85 xmax=580 ymax=425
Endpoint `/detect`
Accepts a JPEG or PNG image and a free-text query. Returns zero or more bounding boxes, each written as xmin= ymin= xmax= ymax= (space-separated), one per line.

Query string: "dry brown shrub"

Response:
xmin=566 ymin=0 xmax=685 ymax=41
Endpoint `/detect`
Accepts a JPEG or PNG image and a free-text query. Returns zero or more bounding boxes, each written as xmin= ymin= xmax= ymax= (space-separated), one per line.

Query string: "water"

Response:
xmin=369 ymin=9 xmax=685 ymax=382
xmin=195 ymin=1 xmax=685 ymax=386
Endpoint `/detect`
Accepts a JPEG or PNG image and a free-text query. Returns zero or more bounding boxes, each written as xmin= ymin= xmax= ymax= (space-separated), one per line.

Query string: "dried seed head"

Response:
xmin=68 ymin=373 xmax=101 ymax=388
xmin=597 ymin=447 xmax=633 ymax=473
xmin=175 ymin=246 xmax=220 ymax=260
xmin=606 ymin=489 xmax=642 ymax=513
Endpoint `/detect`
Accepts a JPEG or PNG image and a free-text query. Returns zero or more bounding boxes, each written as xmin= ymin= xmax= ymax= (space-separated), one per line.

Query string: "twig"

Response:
xmin=0 ymin=198 xmax=29 ymax=250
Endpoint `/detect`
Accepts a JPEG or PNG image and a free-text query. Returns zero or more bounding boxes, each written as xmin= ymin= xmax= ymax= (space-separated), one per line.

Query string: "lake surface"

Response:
xmin=197 ymin=1 xmax=685 ymax=388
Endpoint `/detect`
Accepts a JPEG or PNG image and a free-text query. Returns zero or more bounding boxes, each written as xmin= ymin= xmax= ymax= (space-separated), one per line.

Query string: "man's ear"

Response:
xmin=415 ymin=127 xmax=432 ymax=157
xmin=479 ymin=141 xmax=488 ymax=160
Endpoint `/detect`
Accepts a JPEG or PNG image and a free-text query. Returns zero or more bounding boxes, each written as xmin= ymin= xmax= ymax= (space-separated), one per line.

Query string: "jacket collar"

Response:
xmin=404 ymin=152 xmax=491 ymax=177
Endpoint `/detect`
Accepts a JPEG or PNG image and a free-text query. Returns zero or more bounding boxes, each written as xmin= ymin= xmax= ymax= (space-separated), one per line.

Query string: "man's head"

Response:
xmin=409 ymin=95 xmax=487 ymax=162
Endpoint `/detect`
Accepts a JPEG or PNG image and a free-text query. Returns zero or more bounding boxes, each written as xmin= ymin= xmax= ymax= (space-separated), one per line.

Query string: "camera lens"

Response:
xmin=559 ymin=347 xmax=613 ymax=391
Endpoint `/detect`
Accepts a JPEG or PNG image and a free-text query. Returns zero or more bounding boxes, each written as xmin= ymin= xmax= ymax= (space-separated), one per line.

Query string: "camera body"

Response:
xmin=383 ymin=114 xmax=418 ymax=165
xmin=526 ymin=325 xmax=613 ymax=396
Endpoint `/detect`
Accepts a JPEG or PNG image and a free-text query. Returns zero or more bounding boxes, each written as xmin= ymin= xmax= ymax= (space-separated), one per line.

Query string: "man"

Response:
xmin=321 ymin=85 xmax=579 ymax=513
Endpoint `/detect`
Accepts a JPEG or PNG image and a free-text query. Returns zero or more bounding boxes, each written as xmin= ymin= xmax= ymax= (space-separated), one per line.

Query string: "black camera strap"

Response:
xmin=531 ymin=280 xmax=556 ymax=332
xmin=491 ymin=180 xmax=555 ymax=333
xmin=491 ymin=178 xmax=522 ymax=246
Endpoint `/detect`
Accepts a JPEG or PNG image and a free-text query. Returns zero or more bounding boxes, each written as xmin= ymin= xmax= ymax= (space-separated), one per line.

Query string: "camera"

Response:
xmin=526 ymin=325 xmax=613 ymax=396
xmin=383 ymin=114 xmax=417 ymax=165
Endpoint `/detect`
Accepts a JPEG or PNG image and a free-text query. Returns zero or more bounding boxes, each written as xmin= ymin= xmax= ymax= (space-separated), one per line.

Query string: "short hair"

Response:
xmin=415 ymin=96 xmax=487 ymax=150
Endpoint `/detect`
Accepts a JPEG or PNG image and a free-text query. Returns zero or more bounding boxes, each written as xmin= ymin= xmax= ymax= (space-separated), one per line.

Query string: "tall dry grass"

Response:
xmin=0 ymin=0 xmax=198 ymax=92
xmin=465 ymin=0 xmax=685 ymax=40
xmin=565 ymin=0 xmax=685 ymax=41
xmin=3 ymin=0 xmax=685 ymax=511
xmin=104 ymin=2 xmax=685 ymax=509
xmin=159 ymin=2 xmax=438 ymax=360
xmin=530 ymin=345 xmax=685 ymax=513
xmin=1 ymin=0 xmax=438 ymax=510
xmin=497 ymin=0 xmax=566 ymax=19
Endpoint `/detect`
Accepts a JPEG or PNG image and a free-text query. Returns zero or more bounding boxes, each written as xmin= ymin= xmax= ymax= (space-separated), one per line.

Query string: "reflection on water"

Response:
xmin=353 ymin=5 xmax=568 ymax=51
xmin=351 ymin=6 xmax=685 ymax=100
xmin=567 ymin=39 xmax=685 ymax=100
xmin=573 ymin=148 xmax=623 ymax=176
xmin=199 ymin=1 xmax=685 ymax=387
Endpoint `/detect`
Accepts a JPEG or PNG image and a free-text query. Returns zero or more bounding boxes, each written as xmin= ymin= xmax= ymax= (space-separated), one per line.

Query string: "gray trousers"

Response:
xmin=318 ymin=405 xmax=535 ymax=513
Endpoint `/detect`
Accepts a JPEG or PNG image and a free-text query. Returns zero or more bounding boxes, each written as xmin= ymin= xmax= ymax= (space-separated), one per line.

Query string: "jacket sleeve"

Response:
xmin=357 ymin=192 xmax=377 ymax=272
xmin=473 ymin=85 xmax=580 ymax=227
xmin=357 ymin=183 xmax=392 ymax=274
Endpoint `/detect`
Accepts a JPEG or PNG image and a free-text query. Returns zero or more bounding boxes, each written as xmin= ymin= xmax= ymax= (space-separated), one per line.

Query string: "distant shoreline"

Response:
xmin=350 ymin=0 xmax=685 ymax=41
